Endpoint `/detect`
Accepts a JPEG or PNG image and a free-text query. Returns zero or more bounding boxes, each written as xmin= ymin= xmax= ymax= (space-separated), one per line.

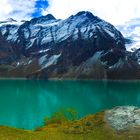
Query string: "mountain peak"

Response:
xmin=71 ymin=11 xmax=101 ymax=23
xmin=74 ymin=11 xmax=99 ymax=20
xmin=5 ymin=18 xmax=17 ymax=22
xmin=76 ymin=11 xmax=94 ymax=17
xmin=30 ymin=14 xmax=56 ymax=25
xmin=0 ymin=18 xmax=17 ymax=24
xmin=45 ymin=14 xmax=56 ymax=20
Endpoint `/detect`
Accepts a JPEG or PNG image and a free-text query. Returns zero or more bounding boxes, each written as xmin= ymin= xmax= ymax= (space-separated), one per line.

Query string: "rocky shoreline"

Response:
xmin=105 ymin=106 xmax=140 ymax=131
xmin=0 ymin=106 xmax=140 ymax=140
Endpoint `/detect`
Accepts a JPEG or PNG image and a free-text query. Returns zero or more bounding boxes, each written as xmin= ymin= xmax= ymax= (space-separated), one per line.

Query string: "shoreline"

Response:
xmin=0 ymin=77 xmax=139 ymax=82
xmin=0 ymin=106 xmax=140 ymax=140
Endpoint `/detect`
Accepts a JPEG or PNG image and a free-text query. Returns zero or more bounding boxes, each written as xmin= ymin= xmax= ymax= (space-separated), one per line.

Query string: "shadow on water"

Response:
xmin=0 ymin=80 xmax=139 ymax=129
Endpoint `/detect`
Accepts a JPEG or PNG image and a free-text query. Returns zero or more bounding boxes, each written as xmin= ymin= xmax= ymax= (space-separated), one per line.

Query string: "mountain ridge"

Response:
xmin=0 ymin=11 xmax=139 ymax=79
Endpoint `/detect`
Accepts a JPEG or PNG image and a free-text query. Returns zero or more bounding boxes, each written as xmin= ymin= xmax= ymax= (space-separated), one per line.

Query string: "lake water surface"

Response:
xmin=0 ymin=80 xmax=140 ymax=130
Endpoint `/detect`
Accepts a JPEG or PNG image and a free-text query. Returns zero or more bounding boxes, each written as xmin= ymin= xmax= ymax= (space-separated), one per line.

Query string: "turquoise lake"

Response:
xmin=0 ymin=80 xmax=140 ymax=130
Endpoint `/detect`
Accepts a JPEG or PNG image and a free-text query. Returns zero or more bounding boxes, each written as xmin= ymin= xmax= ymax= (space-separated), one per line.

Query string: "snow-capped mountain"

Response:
xmin=0 ymin=18 xmax=17 ymax=24
xmin=117 ymin=18 xmax=140 ymax=52
xmin=0 ymin=11 xmax=139 ymax=79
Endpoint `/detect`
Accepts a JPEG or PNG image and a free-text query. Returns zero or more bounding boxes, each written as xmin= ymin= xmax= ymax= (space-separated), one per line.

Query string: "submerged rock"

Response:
xmin=105 ymin=106 xmax=140 ymax=131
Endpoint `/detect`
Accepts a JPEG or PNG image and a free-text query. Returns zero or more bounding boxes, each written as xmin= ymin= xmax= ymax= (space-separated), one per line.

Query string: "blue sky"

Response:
xmin=0 ymin=0 xmax=140 ymax=25
xmin=32 ymin=0 xmax=48 ymax=17
xmin=0 ymin=0 xmax=49 ymax=21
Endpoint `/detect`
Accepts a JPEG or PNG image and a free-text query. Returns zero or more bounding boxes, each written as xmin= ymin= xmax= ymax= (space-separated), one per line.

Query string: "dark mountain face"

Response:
xmin=0 ymin=11 xmax=139 ymax=79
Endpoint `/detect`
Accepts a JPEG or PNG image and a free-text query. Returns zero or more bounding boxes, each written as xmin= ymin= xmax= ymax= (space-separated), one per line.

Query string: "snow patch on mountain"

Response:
xmin=35 ymin=20 xmax=60 ymax=27
xmin=39 ymin=54 xmax=61 ymax=69
xmin=103 ymin=28 xmax=115 ymax=38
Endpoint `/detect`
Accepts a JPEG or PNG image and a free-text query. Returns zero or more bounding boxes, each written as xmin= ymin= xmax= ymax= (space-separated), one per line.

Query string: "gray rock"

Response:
xmin=105 ymin=106 xmax=140 ymax=131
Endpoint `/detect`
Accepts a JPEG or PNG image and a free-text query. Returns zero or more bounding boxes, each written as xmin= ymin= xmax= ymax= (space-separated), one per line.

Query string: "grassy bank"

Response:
xmin=0 ymin=110 xmax=140 ymax=140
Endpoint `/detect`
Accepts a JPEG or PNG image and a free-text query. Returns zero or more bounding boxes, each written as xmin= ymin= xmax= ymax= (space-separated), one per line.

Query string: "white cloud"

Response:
xmin=0 ymin=0 xmax=12 ymax=19
xmin=0 ymin=0 xmax=140 ymax=25
xmin=45 ymin=0 xmax=140 ymax=25
xmin=0 ymin=0 xmax=36 ymax=21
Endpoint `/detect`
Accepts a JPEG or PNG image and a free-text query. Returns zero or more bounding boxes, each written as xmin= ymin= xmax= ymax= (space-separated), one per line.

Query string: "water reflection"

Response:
xmin=0 ymin=80 xmax=139 ymax=129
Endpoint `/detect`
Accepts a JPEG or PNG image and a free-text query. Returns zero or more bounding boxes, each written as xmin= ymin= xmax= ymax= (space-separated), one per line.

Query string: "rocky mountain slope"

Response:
xmin=0 ymin=11 xmax=139 ymax=79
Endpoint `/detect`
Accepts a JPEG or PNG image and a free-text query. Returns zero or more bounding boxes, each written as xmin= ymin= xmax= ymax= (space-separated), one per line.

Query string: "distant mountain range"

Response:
xmin=0 ymin=11 xmax=139 ymax=79
xmin=117 ymin=18 xmax=140 ymax=52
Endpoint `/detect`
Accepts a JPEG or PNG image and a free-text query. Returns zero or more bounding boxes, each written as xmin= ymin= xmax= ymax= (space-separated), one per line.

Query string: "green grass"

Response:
xmin=0 ymin=110 xmax=140 ymax=140
xmin=44 ymin=108 xmax=78 ymax=125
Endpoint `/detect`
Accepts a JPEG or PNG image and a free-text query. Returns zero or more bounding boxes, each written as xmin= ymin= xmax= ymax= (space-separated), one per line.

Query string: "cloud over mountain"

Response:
xmin=0 ymin=0 xmax=140 ymax=25
xmin=0 ymin=0 xmax=36 ymax=20
xmin=45 ymin=0 xmax=140 ymax=24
